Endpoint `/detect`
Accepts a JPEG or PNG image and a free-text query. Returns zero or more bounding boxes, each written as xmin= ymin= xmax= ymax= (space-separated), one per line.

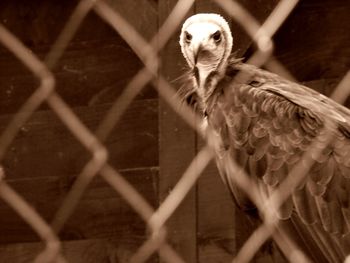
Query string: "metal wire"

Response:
xmin=0 ymin=0 xmax=349 ymax=262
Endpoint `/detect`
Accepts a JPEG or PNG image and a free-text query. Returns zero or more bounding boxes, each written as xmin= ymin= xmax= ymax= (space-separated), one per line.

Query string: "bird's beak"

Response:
xmin=193 ymin=43 xmax=203 ymax=65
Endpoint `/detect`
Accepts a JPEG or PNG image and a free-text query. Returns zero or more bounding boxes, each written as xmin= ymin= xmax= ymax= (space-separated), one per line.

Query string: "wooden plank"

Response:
xmin=0 ymin=38 xmax=156 ymax=114
xmin=197 ymin=155 xmax=287 ymax=262
xmin=106 ymin=0 xmax=157 ymax=40
xmin=0 ymin=168 xmax=158 ymax=244
xmin=234 ymin=0 xmax=279 ymax=56
xmin=158 ymin=1 xmax=197 ymax=262
xmin=197 ymin=161 xmax=236 ymax=263
xmin=0 ymin=239 xmax=135 ymax=262
xmin=0 ymin=1 xmax=157 ymax=114
xmin=1 ymin=99 xmax=158 ymax=179
xmin=0 ymin=100 xmax=159 ymax=241
xmin=273 ymin=0 xmax=350 ymax=81
xmin=0 ymin=1 xmax=156 ymax=48
xmin=0 ymin=1 xmax=77 ymax=49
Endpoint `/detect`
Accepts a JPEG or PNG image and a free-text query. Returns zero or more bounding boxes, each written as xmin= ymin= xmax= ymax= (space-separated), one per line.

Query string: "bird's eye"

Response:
xmin=212 ymin=30 xmax=221 ymax=43
xmin=185 ymin=31 xmax=192 ymax=43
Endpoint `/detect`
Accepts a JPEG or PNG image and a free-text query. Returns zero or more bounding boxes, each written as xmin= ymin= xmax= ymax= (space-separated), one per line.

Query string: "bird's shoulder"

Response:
xmin=207 ymin=61 xmax=350 ymax=235
xmin=212 ymin=60 xmax=350 ymax=132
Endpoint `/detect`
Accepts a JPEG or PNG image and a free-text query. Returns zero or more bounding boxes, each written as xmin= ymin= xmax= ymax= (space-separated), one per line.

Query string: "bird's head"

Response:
xmin=180 ymin=13 xmax=233 ymax=91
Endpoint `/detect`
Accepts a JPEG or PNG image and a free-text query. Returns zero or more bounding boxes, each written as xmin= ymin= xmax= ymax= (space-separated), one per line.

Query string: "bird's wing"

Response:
xmin=206 ymin=62 xmax=350 ymax=260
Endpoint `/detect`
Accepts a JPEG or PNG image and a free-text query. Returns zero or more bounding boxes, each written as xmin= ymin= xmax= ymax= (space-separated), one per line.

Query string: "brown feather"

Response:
xmin=182 ymin=55 xmax=350 ymax=261
xmin=292 ymin=186 xmax=319 ymax=224
xmin=181 ymin=16 xmax=350 ymax=262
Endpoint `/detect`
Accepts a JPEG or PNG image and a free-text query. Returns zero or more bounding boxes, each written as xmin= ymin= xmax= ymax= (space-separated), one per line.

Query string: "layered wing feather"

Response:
xmin=204 ymin=62 xmax=350 ymax=260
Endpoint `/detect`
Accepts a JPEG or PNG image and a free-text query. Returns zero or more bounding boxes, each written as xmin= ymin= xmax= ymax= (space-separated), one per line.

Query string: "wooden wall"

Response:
xmin=0 ymin=0 xmax=159 ymax=261
xmin=0 ymin=0 xmax=156 ymax=114
xmin=0 ymin=0 xmax=349 ymax=262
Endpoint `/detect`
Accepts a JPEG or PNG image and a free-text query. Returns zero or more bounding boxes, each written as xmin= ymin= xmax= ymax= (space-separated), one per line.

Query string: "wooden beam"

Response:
xmin=106 ymin=0 xmax=157 ymax=40
xmin=0 ymin=168 xmax=158 ymax=243
xmin=0 ymin=1 xmax=158 ymax=114
xmin=2 ymin=99 xmax=158 ymax=179
xmin=0 ymin=239 xmax=136 ymax=262
xmin=158 ymin=1 xmax=197 ymax=262
xmin=0 ymin=100 xmax=159 ymax=243
xmin=274 ymin=0 xmax=350 ymax=82
xmin=197 ymin=160 xmax=237 ymax=262
xmin=0 ymin=38 xmax=156 ymax=114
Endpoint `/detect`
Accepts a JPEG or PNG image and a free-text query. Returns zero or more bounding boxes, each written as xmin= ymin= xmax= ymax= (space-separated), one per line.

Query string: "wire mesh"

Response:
xmin=0 ymin=0 xmax=349 ymax=262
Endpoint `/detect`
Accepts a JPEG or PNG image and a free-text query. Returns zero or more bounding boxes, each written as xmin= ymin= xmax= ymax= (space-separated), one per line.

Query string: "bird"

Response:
xmin=179 ymin=13 xmax=350 ymax=262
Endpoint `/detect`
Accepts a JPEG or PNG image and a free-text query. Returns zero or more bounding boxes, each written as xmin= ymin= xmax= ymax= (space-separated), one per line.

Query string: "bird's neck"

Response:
xmin=194 ymin=62 xmax=226 ymax=104
xmin=195 ymin=63 xmax=215 ymax=97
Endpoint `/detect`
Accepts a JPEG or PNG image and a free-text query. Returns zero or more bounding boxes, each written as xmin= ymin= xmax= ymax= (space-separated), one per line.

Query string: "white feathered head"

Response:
xmin=179 ymin=13 xmax=233 ymax=72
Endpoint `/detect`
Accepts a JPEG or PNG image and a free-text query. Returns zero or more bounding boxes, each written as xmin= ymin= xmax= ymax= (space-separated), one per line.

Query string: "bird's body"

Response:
xmin=180 ymin=13 xmax=350 ymax=262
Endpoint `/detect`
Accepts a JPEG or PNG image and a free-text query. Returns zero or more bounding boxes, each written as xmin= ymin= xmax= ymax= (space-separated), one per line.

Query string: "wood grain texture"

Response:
xmin=197 ymin=159 xmax=287 ymax=262
xmin=0 ymin=238 xmax=139 ymax=263
xmin=0 ymin=0 xmax=156 ymax=47
xmin=0 ymin=1 xmax=157 ymax=114
xmin=0 ymin=168 xmax=158 ymax=244
xmin=105 ymin=0 xmax=157 ymax=40
xmin=0 ymin=100 xmax=159 ymax=243
xmin=1 ymin=99 xmax=158 ymax=179
xmin=0 ymin=38 xmax=156 ymax=114
xmin=197 ymin=160 xmax=236 ymax=263
xmin=273 ymin=0 xmax=350 ymax=82
xmin=0 ymin=0 xmax=160 ymax=261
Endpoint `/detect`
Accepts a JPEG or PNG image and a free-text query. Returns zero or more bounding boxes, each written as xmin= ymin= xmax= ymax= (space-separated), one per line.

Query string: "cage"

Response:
xmin=0 ymin=0 xmax=349 ymax=262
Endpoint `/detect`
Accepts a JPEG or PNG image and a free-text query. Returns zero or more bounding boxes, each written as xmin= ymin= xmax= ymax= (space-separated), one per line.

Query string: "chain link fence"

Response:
xmin=0 ymin=0 xmax=349 ymax=262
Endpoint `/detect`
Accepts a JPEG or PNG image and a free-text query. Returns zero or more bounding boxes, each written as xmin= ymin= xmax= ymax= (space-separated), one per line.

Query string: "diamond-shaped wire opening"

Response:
xmin=0 ymin=0 xmax=194 ymax=262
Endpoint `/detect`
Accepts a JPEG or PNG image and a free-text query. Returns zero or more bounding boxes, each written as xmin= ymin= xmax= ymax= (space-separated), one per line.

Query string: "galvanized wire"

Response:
xmin=0 ymin=0 xmax=349 ymax=262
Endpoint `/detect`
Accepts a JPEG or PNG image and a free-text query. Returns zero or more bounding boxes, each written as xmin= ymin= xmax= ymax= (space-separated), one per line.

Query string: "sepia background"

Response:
xmin=0 ymin=0 xmax=349 ymax=262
